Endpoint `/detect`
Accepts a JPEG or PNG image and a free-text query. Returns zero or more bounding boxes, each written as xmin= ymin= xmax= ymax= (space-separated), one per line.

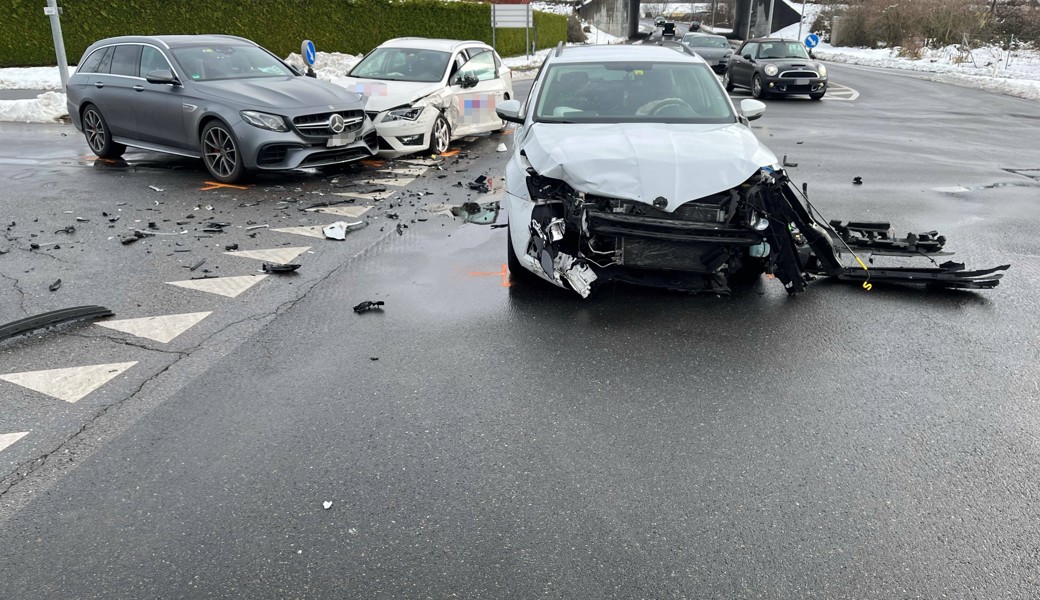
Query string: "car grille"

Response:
xmin=298 ymin=147 xmax=370 ymax=168
xmin=257 ymin=144 xmax=292 ymax=166
xmin=293 ymin=110 xmax=365 ymax=137
xmin=363 ymin=131 xmax=378 ymax=148
xmin=780 ymin=70 xmax=819 ymax=79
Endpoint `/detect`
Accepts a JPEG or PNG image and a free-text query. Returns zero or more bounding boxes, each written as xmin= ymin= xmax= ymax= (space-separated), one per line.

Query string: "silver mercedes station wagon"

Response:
xmin=66 ymin=34 xmax=377 ymax=182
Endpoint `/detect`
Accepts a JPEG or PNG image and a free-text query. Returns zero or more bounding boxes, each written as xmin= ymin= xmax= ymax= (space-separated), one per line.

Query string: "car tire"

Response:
xmin=723 ymin=71 xmax=735 ymax=92
xmin=81 ymin=104 xmax=126 ymax=159
xmin=201 ymin=121 xmax=248 ymax=183
xmin=809 ymin=89 xmax=826 ymax=101
xmin=751 ymin=74 xmax=768 ymax=99
xmin=428 ymin=115 xmax=451 ymax=155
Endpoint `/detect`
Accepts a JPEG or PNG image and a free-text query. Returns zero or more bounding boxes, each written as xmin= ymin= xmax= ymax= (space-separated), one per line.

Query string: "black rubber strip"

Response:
xmin=0 ymin=305 xmax=114 ymax=342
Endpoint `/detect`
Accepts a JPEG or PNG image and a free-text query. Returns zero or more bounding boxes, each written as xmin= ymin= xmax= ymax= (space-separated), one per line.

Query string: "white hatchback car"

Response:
xmin=341 ymin=38 xmax=514 ymax=157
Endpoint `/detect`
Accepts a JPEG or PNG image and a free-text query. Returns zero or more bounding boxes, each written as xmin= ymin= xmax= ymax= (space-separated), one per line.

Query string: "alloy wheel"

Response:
xmin=84 ymin=110 xmax=105 ymax=153
xmin=203 ymin=126 xmax=237 ymax=179
xmin=432 ymin=119 xmax=450 ymax=154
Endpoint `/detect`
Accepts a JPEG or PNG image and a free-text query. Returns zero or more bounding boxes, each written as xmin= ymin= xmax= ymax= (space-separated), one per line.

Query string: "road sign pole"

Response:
xmin=46 ymin=0 xmax=69 ymax=90
xmin=796 ymin=1 xmax=806 ymax=43
xmin=766 ymin=0 xmax=775 ymax=37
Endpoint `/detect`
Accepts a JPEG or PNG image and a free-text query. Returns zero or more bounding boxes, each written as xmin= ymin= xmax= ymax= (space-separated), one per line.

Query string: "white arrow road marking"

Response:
xmin=166 ymin=275 xmax=267 ymax=298
xmin=0 ymin=432 xmax=29 ymax=453
xmin=225 ymin=246 xmax=311 ymax=264
xmin=305 ymin=206 xmax=372 ymax=218
xmin=0 ymin=362 xmax=137 ymax=403
xmin=96 ymin=312 xmax=212 ymax=343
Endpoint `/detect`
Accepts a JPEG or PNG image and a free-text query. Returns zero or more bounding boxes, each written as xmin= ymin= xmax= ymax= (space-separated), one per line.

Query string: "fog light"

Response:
xmin=754 ymin=217 xmax=769 ymax=231
xmin=398 ymin=135 xmax=423 ymax=145
xmin=749 ymin=241 xmax=771 ymax=257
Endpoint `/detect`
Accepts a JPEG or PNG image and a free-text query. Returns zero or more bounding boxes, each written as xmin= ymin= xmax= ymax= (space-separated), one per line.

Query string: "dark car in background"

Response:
xmin=681 ymin=33 xmax=733 ymax=73
xmin=66 ymin=34 xmax=377 ymax=182
xmin=724 ymin=38 xmax=828 ymax=100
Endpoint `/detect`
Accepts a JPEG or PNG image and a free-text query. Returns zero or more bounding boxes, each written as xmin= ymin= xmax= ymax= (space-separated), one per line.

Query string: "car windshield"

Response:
xmin=685 ymin=37 xmax=729 ymax=49
xmin=349 ymin=48 xmax=451 ymax=83
xmin=534 ymin=62 xmax=735 ymax=124
xmin=756 ymin=42 xmax=810 ymax=59
xmin=171 ymin=45 xmax=293 ymax=81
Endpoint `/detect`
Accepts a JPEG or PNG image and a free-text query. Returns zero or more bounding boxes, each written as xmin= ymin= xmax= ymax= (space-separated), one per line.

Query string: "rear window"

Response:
xmin=78 ymin=47 xmax=109 ymax=74
xmin=110 ymin=45 xmax=140 ymax=77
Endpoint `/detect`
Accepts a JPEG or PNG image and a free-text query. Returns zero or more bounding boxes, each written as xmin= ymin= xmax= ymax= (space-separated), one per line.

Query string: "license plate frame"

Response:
xmin=795 ymin=78 xmax=809 ymax=86
xmin=326 ymin=132 xmax=356 ymax=148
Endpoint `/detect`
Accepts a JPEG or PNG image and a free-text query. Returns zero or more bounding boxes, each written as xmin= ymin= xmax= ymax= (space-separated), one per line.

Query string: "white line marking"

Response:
xmin=0 ymin=432 xmax=29 ymax=453
xmin=225 ymin=246 xmax=311 ymax=264
xmin=271 ymin=226 xmax=326 ymax=239
xmin=332 ymin=190 xmax=397 ymax=201
xmin=166 ymin=275 xmax=267 ymax=298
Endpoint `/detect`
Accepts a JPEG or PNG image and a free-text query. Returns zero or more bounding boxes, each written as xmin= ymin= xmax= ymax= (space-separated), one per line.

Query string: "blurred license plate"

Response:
xmin=795 ymin=78 xmax=809 ymax=85
xmin=327 ymin=133 xmax=355 ymax=147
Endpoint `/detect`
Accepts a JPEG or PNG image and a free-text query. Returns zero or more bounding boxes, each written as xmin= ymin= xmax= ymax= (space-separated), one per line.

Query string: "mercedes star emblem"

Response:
xmin=329 ymin=114 xmax=345 ymax=134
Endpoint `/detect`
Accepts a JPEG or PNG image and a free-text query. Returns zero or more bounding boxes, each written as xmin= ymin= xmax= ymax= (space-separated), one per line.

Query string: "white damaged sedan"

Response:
xmin=496 ymin=44 xmax=773 ymax=297
xmin=341 ymin=38 xmax=514 ymax=157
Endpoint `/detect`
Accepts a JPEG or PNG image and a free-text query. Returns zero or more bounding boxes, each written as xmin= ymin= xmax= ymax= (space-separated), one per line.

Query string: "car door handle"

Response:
xmin=133 ymin=85 xmax=144 ymax=92
xmin=94 ymin=82 xmax=104 ymax=89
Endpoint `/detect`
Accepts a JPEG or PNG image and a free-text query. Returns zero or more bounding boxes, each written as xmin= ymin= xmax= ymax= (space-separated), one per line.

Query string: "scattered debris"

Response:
xmin=370 ymin=357 xmax=379 ymax=361
xmin=782 ymin=154 xmax=798 ymax=168
xmin=496 ymin=142 xmax=508 ymax=152
xmin=853 ymin=176 xmax=863 ymax=185
xmin=396 ymin=222 xmax=406 ymax=235
xmin=188 ymin=259 xmax=206 ymax=271
xmin=225 ymin=243 xmax=239 ymax=251
xmin=76 ymin=217 xmax=90 ymax=223
xmin=119 ymin=234 xmax=138 ymax=245
xmin=149 ymin=185 xmax=165 ymax=192
xmin=55 ymin=225 xmax=75 ymax=234
xmin=467 ymin=175 xmax=490 ymax=193
xmin=261 ymin=262 xmax=301 ymax=273
xmin=322 ymin=221 xmax=366 ymax=240
xmin=451 ymin=201 xmax=501 ymax=225
xmin=0 ymin=306 xmax=114 ymax=343
xmin=246 ymin=224 xmax=269 ymax=231
xmin=353 ymin=300 xmax=385 ymax=314
xmin=48 ymin=279 xmax=62 ymax=292
xmin=323 ymin=501 xmax=333 ymax=510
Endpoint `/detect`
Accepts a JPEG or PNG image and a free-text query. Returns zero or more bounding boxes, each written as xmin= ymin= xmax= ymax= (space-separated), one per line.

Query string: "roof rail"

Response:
xmin=555 ymin=41 xmax=564 ymax=57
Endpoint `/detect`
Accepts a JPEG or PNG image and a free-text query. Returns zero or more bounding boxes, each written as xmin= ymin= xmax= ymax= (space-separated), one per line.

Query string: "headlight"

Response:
xmin=383 ymin=106 xmax=423 ymax=122
xmin=240 ymin=110 xmax=287 ymax=132
xmin=763 ymin=64 xmax=779 ymax=77
xmin=817 ymin=64 xmax=827 ymax=77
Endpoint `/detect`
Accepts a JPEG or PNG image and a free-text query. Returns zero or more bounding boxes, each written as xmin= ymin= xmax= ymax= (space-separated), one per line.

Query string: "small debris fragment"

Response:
xmin=370 ymin=357 xmax=379 ymax=361
xmin=55 ymin=225 xmax=75 ymax=234
xmin=396 ymin=222 xmax=406 ymax=235
xmin=853 ymin=176 xmax=863 ymax=185
xmin=149 ymin=185 xmax=165 ymax=192
xmin=119 ymin=234 xmax=138 ymax=245
xmin=261 ymin=262 xmax=301 ymax=273
xmin=246 ymin=224 xmax=269 ymax=231
xmin=29 ymin=243 xmax=40 ymax=250
xmin=188 ymin=259 xmax=206 ymax=271
xmin=323 ymin=501 xmax=333 ymax=510
xmin=323 ymin=221 xmax=366 ymax=240
xmin=467 ymin=175 xmax=490 ymax=193
xmin=225 ymin=243 xmax=239 ymax=251
xmin=496 ymin=142 xmax=507 ymax=152
xmin=353 ymin=300 xmax=385 ymax=314
xmin=76 ymin=217 xmax=90 ymax=223
xmin=48 ymin=279 xmax=62 ymax=292
xmin=782 ymin=155 xmax=798 ymax=168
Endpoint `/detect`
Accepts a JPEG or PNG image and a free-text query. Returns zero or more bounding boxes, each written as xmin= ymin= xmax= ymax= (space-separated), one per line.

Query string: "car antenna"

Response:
xmin=555 ymin=41 xmax=564 ymax=57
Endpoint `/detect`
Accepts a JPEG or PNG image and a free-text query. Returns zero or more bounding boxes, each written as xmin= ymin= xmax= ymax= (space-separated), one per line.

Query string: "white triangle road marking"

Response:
xmin=0 ymin=362 xmax=137 ymax=403
xmin=96 ymin=311 xmax=212 ymax=343
xmin=332 ymin=190 xmax=397 ymax=201
xmin=378 ymin=166 xmax=428 ymax=177
xmin=166 ymin=275 xmax=267 ymax=298
xmin=400 ymin=158 xmax=440 ymax=166
xmin=225 ymin=246 xmax=311 ymax=264
xmin=0 ymin=432 xmax=29 ymax=453
xmin=361 ymin=177 xmax=415 ymax=187
xmin=305 ymin=206 xmax=372 ymax=218
xmin=271 ymin=226 xmax=326 ymax=239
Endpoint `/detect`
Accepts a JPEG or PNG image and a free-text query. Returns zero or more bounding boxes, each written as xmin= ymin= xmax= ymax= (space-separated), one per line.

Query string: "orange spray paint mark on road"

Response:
xmin=360 ymin=159 xmax=385 ymax=168
xmin=199 ymin=181 xmax=249 ymax=191
xmin=468 ymin=264 xmax=511 ymax=288
xmin=439 ymin=150 xmax=460 ymax=157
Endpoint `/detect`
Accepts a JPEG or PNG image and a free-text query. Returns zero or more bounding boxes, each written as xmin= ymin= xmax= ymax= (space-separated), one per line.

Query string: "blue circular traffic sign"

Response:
xmin=302 ymin=40 xmax=316 ymax=66
xmin=804 ymin=33 xmax=820 ymax=48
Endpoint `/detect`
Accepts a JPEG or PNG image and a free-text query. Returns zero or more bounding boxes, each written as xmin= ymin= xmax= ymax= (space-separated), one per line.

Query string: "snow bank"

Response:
xmin=0 ymin=91 xmax=68 ymax=123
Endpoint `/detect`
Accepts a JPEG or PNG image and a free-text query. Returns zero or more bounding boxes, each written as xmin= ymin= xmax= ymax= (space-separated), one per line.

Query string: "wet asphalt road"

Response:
xmin=1 ymin=67 xmax=1040 ymax=598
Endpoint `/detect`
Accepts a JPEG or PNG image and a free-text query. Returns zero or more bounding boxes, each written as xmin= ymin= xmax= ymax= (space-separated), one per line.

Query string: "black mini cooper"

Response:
xmin=724 ymin=38 xmax=828 ymax=100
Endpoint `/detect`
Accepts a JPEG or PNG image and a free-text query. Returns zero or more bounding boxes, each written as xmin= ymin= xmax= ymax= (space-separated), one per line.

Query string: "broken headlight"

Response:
xmin=525 ymin=173 xmax=574 ymax=203
xmin=383 ymin=106 xmax=423 ymax=122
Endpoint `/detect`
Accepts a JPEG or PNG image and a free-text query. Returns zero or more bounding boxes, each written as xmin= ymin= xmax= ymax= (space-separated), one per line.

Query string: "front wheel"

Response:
xmin=751 ymin=74 xmax=768 ymax=99
xmin=201 ymin=121 xmax=248 ymax=183
xmin=81 ymin=104 xmax=126 ymax=159
xmin=428 ymin=115 xmax=451 ymax=155
xmin=723 ymin=71 xmax=735 ymax=92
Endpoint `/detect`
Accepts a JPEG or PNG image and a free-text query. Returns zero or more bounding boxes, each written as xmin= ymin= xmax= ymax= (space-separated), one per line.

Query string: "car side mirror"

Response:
xmin=740 ymin=99 xmax=766 ymax=122
xmin=145 ymin=70 xmax=179 ymax=85
xmin=495 ymin=99 xmax=524 ymax=124
xmin=743 ymin=54 xmax=753 ymax=61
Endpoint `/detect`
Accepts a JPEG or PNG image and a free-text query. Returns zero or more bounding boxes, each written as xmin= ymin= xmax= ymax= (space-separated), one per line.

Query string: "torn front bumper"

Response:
xmin=508 ymin=168 xmax=1008 ymax=297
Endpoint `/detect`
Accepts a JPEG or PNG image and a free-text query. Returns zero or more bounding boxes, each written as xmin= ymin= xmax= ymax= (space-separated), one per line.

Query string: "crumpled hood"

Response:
xmin=337 ymin=78 xmax=444 ymax=112
xmin=193 ymin=77 xmax=362 ymax=111
xmin=522 ymin=122 xmax=778 ymax=207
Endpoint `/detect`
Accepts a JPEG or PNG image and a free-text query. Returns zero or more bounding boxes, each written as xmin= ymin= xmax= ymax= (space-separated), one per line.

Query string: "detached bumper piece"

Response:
xmin=521 ymin=170 xmax=1008 ymax=297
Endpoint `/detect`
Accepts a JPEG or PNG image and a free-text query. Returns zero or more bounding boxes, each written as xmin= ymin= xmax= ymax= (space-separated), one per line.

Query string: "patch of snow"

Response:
xmin=0 ymin=66 xmax=74 ymax=90
xmin=0 ymin=91 xmax=68 ymax=123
